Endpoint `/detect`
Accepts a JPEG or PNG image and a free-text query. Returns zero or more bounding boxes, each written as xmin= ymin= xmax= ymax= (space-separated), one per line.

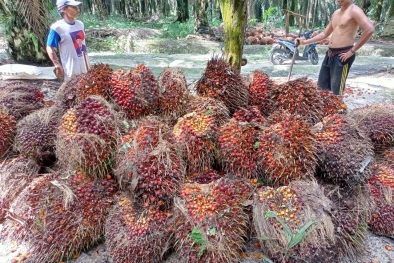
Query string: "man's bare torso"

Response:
xmin=329 ymin=4 xmax=359 ymax=48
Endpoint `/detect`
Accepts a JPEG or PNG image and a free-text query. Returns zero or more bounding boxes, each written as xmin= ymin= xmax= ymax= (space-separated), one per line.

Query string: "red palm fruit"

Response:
xmin=380 ymin=147 xmax=394 ymax=170
xmin=233 ymin=106 xmax=265 ymax=123
xmin=77 ymin=63 xmax=113 ymax=100
xmin=368 ymin=164 xmax=394 ymax=236
xmin=110 ymin=64 xmax=159 ymax=118
xmin=319 ymin=90 xmax=347 ymax=117
xmin=267 ymin=77 xmax=323 ymax=124
xmin=157 ymin=67 xmax=189 ymax=118
xmin=349 ymin=104 xmax=394 ymax=152
xmin=195 ymin=56 xmax=249 ymax=112
xmin=247 ymin=70 xmax=275 ymax=116
xmin=186 ymin=96 xmax=230 ymax=126
xmin=55 ymin=74 xmax=84 ymax=109
xmin=257 ymin=111 xmax=317 ymax=186
xmin=105 ymin=196 xmax=172 ymax=263
xmin=253 ymin=180 xmax=334 ymax=263
xmin=174 ymin=176 xmax=251 ymax=263
xmin=315 ymin=114 xmax=374 ymax=186
xmin=0 ymin=109 xmax=16 ymax=157
xmin=218 ymin=118 xmax=263 ymax=178
xmin=1 ymin=170 xmax=118 ymax=263
xmin=188 ymin=169 xmax=224 ymax=184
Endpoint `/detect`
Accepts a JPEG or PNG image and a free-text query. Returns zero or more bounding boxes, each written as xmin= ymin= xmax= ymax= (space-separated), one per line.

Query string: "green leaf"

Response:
xmin=261 ymin=254 xmax=275 ymax=263
xmin=288 ymin=220 xmax=316 ymax=249
xmin=190 ymin=227 xmax=205 ymax=245
xmin=254 ymin=141 xmax=260 ymax=148
xmin=123 ymin=121 xmax=130 ymax=131
xmin=197 ymin=244 xmax=207 ymax=257
xmin=264 ymin=210 xmax=278 ymax=219
xmin=35 ymin=217 xmax=41 ymax=226
xmin=207 ymin=227 xmax=216 ymax=236
xmin=265 ymin=210 xmax=292 ymax=244
xmin=131 ymin=120 xmax=136 ymax=128
xmin=260 ymin=236 xmax=271 ymax=241
xmin=205 ymin=109 xmax=213 ymax=115
xmin=120 ymin=142 xmax=131 ymax=151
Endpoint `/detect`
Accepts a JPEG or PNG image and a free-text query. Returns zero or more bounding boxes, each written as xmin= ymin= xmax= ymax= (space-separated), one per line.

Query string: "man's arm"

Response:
xmin=350 ymin=5 xmax=375 ymax=53
xmin=46 ymin=46 xmax=64 ymax=79
xmin=297 ymin=21 xmax=334 ymax=46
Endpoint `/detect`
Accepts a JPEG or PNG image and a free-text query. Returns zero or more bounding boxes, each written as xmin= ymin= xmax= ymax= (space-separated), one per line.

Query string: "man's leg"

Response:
xmin=330 ymin=54 xmax=356 ymax=95
xmin=317 ymin=52 xmax=331 ymax=91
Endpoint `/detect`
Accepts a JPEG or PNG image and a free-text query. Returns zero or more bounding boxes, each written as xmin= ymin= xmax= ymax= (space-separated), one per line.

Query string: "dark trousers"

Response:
xmin=317 ymin=50 xmax=356 ymax=96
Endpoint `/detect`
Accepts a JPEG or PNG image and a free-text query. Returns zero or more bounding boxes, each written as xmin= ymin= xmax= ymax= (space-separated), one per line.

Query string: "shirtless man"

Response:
xmin=296 ymin=0 xmax=374 ymax=95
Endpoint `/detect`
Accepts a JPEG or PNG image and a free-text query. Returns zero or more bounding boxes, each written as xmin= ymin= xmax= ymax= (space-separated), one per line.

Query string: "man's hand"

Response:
xmin=294 ymin=38 xmax=304 ymax=46
xmin=54 ymin=65 xmax=64 ymax=79
xmin=339 ymin=49 xmax=354 ymax=62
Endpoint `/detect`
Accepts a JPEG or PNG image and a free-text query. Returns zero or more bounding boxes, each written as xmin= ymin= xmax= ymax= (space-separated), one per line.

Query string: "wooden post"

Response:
xmin=285 ymin=12 xmax=290 ymax=35
xmin=282 ymin=9 xmax=305 ymax=36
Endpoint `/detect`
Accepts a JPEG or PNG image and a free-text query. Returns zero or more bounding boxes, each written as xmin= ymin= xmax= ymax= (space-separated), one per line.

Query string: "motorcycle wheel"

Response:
xmin=270 ymin=48 xmax=286 ymax=65
xmin=309 ymin=49 xmax=319 ymax=65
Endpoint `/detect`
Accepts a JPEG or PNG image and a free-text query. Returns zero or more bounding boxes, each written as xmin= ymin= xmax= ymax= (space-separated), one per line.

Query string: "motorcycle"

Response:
xmin=270 ymin=29 xmax=319 ymax=65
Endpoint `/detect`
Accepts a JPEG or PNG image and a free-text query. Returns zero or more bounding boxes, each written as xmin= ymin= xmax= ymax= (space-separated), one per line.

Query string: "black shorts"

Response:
xmin=317 ymin=48 xmax=356 ymax=96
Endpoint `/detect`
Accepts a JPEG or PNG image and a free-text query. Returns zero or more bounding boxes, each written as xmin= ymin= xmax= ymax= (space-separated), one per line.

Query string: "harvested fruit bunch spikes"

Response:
xmin=315 ymin=114 xmax=374 ymax=186
xmin=174 ymin=177 xmax=250 ymax=263
xmin=0 ymin=109 xmax=16 ymax=157
xmin=105 ymin=196 xmax=172 ymax=263
xmin=268 ymin=77 xmax=323 ymax=124
xmin=248 ymin=70 xmax=274 ymax=116
xmin=253 ymin=181 xmax=334 ymax=263
xmin=258 ymin=112 xmax=316 ymax=186
xmin=110 ymin=64 xmax=159 ymax=118
xmin=186 ymin=96 xmax=230 ymax=127
xmin=55 ymin=74 xmax=84 ymax=109
xmin=77 ymin=63 xmax=113 ymax=100
xmin=318 ymin=90 xmax=347 ymax=117
xmin=2 ymin=171 xmax=118 ymax=263
xmin=232 ymin=106 xmax=265 ymax=123
xmin=158 ymin=67 xmax=189 ymax=118
xmin=57 ymin=96 xmax=118 ymax=177
xmin=14 ymin=106 xmax=61 ymax=165
xmin=349 ymin=104 xmax=394 ymax=151
xmin=0 ymin=84 xmax=44 ymax=120
xmin=218 ymin=118 xmax=262 ymax=178
xmin=368 ymin=164 xmax=394 ymax=236
xmin=380 ymin=147 xmax=394 ymax=170
xmin=188 ymin=169 xmax=223 ymax=184
xmin=173 ymin=111 xmax=218 ymax=174
xmin=195 ymin=56 xmax=249 ymax=112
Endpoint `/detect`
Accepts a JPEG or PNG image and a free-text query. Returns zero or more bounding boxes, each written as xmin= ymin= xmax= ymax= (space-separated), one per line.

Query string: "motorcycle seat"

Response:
xmin=277 ymin=38 xmax=295 ymax=44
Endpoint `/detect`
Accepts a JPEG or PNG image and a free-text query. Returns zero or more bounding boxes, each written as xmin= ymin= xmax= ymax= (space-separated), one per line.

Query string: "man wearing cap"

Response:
xmin=46 ymin=0 xmax=90 ymax=80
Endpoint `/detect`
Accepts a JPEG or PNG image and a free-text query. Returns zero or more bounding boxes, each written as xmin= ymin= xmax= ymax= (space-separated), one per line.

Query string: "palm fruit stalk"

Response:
xmin=318 ymin=90 xmax=347 ymax=117
xmin=110 ymin=64 xmax=159 ymax=118
xmin=157 ymin=67 xmax=189 ymax=119
xmin=186 ymin=96 xmax=230 ymax=127
xmin=0 ymin=155 xmax=40 ymax=219
xmin=55 ymin=74 xmax=84 ymax=109
xmin=56 ymin=96 xmax=119 ymax=178
xmin=173 ymin=176 xmax=252 ymax=263
xmin=14 ymin=106 xmax=62 ymax=165
xmin=195 ymin=56 xmax=249 ymax=113
xmin=368 ymin=164 xmax=394 ymax=236
xmin=105 ymin=195 xmax=172 ymax=263
xmin=115 ymin=116 xmax=184 ymax=208
xmin=247 ymin=70 xmax=275 ymax=116
xmin=77 ymin=63 xmax=113 ymax=100
xmin=0 ymin=84 xmax=44 ymax=120
xmin=267 ymin=77 xmax=323 ymax=124
xmin=0 ymin=109 xmax=16 ymax=158
xmin=1 ymin=170 xmax=118 ymax=263
xmin=173 ymin=111 xmax=218 ymax=175
xmin=349 ymin=104 xmax=394 ymax=152
xmin=253 ymin=180 xmax=335 ymax=263
xmin=257 ymin=111 xmax=317 ymax=186
xmin=315 ymin=114 xmax=374 ymax=187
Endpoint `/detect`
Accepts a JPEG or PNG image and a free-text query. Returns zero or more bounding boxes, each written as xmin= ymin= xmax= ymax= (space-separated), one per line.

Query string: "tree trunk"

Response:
xmin=219 ymin=0 xmax=247 ymax=73
xmin=194 ymin=0 xmax=210 ymax=33
xmin=92 ymin=0 xmax=109 ymax=20
xmin=388 ymin=0 xmax=394 ymax=18
xmin=176 ymin=0 xmax=189 ymax=22
xmin=374 ymin=0 xmax=384 ymax=21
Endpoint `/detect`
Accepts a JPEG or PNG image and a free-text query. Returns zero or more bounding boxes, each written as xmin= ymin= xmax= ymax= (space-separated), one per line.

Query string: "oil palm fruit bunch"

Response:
xmin=0 ymin=155 xmax=39 ymax=219
xmin=55 ymin=74 xmax=84 ymax=109
xmin=218 ymin=118 xmax=263 ymax=178
xmin=110 ymin=64 xmax=159 ymax=118
xmin=173 ymin=176 xmax=251 ymax=263
xmin=0 ymin=84 xmax=44 ymax=120
xmin=14 ymin=106 xmax=62 ymax=165
xmin=318 ymin=90 xmax=347 ymax=117
xmin=258 ymin=111 xmax=316 ymax=186
xmin=105 ymin=195 xmax=172 ymax=263
xmin=77 ymin=63 xmax=113 ymax=100
xmin=2 ymin=170 xmax=118 ymax=263
xmin=233 ymin=105 xmax=265 ymax=124
xmin=173 ymin=111 xmax=218 ymax=175
xmin=115 ymin=116 xmax=184 ymax=208
xmin=247 ymin=70 xmax=274 ymax=116
xmin=195 ymin=56 xmax=249 ymax=112
xmin=157 ymin=67 xmax=189 ymax=119
xmin=368 ymin=164 xmax=394 ymax=236
xmin=253 ymin=180 xmax=335 ymax=263
xmin=380 ymin=147 xmax=394 ymax=169
xmin=56 ymin=96 xmax=118 ymax=177
xmin=188 ymin=168 xmax=224 ymax=184
xmin=349 ymin=104 xmax=394 ymax=152
xmin=315 ymin=114 xmax=374 ymax=187
xmin=0 ymin=109 xmax=16 ymax=157
xmin=326 ymin=185 xmax=373 ymax=262
xmin=186 ymin=96 xmax=230 ymax=127
xmin=268 ymin=77 xmax=323 ymax=124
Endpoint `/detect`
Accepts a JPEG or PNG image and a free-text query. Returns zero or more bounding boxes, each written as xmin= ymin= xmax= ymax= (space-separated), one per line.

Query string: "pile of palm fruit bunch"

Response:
xmin=318 ymin=90 xmax=347 ymax=117
xmin=110 ymin=64 xmax=159 ymax=118
xmin=186 ymin=96 xmax=230 ymax=127
xmin=77 ymin=63 xmax=113 ymax=100
xmin=247 ymin=70 xmax=276 ymax=116
xmin=0 ymin=170 xmax=118 ymax=262
xmin=0 ymin=108 xmax=16 ymax=157
xmin=55 ymin=74 xmax=84 ymax=109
